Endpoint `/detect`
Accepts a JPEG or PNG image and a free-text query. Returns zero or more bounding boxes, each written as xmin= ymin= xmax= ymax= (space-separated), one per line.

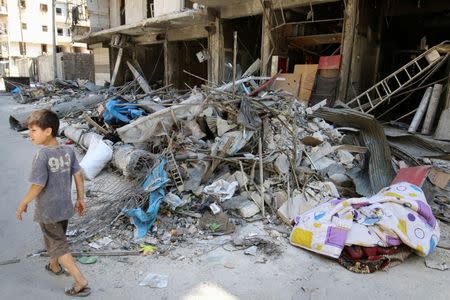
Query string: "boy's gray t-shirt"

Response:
xmin=29 ymin=145 xmax=81 ymax=224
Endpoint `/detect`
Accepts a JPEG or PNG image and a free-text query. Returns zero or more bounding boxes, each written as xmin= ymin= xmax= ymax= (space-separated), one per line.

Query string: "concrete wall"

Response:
xmin=154 ymin=0 xmax=184 ymax=17
xmin=9 ymin=42 xmax=51 ymax=58
xmin=57 ymin=52 xmax=95 ymax=81
xmin=125 ymin=0 xmax=147 ymax=24
xmin=93 ymin=47 xmax=110 ymax=85
xmin=37 ymin=55 xmax=54 ymax=82
xmin=16 ymin=57 xmax=32 ymax=77
xmin=109 ymin=0 xmax=121 ymax=27
xmin=87 ymin=0 xmax=110 ymax=32
xmin=37 ymin=53 xmax=95 ymax=82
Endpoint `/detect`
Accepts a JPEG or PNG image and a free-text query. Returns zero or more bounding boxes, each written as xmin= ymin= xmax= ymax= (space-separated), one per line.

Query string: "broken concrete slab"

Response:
xmin=425 ymin=248 xmax=450 ymax=271
xmin=434 ymin=109 xmax=450 ymax=141
xmin=274 ymin=153 xmax=289 ymax=175
xmin=239 ymin=200 xmax=261 ymax=218
xmin=337 ymin=150 xmax=354 ymax=165
xmin=117 ymin=91 xmax=204 ymax=143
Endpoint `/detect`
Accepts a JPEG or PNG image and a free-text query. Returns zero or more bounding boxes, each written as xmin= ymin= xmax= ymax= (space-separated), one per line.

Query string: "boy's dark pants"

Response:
xmin=39 ymin=220 xmax=70 ymax=257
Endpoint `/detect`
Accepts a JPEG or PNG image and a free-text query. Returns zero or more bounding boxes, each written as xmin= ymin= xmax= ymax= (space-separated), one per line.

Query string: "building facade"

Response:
xmin=74 ymin=0 xmax=450 ymax=107
xmin=0 ymin=0 xmax=89 ymax=77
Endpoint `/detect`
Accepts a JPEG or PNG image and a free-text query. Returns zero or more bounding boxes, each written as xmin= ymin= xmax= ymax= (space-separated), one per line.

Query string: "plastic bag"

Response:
xmin=80 ymin=138 xmax=113 ymax=180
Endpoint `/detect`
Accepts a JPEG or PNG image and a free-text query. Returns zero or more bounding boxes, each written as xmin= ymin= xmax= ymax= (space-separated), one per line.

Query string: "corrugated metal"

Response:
xmin=315 ymin=107 xmax=396 ymax=196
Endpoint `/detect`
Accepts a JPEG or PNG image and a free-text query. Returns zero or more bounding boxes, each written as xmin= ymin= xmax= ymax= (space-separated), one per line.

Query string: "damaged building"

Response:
xmin=6 ymin=0 xmax=450 ymax=276
xmin=73 ymin=1 xmax=450 ymax=135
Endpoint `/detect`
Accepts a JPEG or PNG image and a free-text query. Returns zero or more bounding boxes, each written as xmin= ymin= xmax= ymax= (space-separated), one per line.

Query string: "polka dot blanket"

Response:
xmin=290 ymin=182 xmax=440 ymax=258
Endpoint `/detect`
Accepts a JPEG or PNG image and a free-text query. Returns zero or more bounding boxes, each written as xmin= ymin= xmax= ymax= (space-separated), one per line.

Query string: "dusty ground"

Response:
xmin=0 ymin=94 xmax=448 ymax=300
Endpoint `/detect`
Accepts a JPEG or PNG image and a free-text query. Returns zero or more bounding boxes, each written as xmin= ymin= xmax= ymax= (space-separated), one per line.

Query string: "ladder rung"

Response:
xmin=365 ymin=93 xmax=374 ymax=108
xmin=356 ymin=97 xmax=364 ymax=112
xmin=393 ymin=74 xmax=402 ymax=87
xmin=414 ymin=61 xmax=422 ymax=71
xmin=404 ymin=68 xmax=412 ymax=79
xmin=382 ymin=81 xmax=392 ymax=94
xmin=374 ymin=86 xmax=383 ymax=100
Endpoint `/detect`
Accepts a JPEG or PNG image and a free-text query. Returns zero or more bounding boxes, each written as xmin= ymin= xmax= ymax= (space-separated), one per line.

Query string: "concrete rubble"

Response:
xmin=7 ymin=59 xmax=450 ymax=275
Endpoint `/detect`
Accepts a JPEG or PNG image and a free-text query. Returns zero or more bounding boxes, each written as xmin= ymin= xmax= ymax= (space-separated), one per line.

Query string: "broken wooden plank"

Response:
xmin=110 ymin=48 xmax=123 ymax=87
xmin=287 ymin=33 xmax=342 ymax=47
xmin=294 ymin=64 xmax=318 ymax=102
xmin=127 ymin=61 xmax=152 ymax=94
xmin=83 ymin=113 xmax=109 ymax=135
xmin=273 ymin=73 xmax=300 ymax=95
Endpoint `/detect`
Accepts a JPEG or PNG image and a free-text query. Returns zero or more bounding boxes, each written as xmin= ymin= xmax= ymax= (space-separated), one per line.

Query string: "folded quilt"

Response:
xmin=290 ymin=182 xmax=440 ymax=258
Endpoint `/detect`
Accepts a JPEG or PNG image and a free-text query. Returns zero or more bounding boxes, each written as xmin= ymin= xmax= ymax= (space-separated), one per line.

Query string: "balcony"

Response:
xmin=0 ymin=23 xmax=7 ymax=39
xmin=0 ymin=5 xmax=7 ymax=15
xmin=0 ymin=48 xmax=8 ymax=58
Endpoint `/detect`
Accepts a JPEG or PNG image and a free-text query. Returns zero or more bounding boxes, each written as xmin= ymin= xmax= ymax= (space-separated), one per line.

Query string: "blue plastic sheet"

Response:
xmin=123 ymin=159 xmax=168 ymax=239
xmin=103 ymin=99 xmax=146 ymax=125
xmin=11 ymin=87 xmax=21 ymax=94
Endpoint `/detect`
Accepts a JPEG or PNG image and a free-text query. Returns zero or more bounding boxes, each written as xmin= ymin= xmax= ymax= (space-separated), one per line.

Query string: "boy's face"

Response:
xmin=28 ymin=124 xmax=53 ymax=145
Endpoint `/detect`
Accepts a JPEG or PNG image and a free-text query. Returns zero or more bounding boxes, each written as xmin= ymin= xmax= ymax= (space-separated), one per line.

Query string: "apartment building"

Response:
xmin=0 ymin=0 xmax=89 ymax=77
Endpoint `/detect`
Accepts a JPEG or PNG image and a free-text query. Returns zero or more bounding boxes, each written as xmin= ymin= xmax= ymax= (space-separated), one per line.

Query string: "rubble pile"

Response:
xmin=11 ymin=79 xmax=102 ymax=105
xmin=50 ymin=84 xmax=366 ymax=253
xmin=8 ymin=66 xmax=449 ymax=272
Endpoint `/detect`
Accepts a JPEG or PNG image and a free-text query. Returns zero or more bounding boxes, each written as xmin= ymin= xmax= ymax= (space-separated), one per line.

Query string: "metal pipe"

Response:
xmin=52 ymin=0 xmax=57 ymax=81
xmin=258 ymin=137 xmax=265 ymax=217
xmin=421 ymin=84 xmax=443 ymax=135
xmin=232 ymin=31 xmax=237 ymax=98
xmin=270 ymin=18 xmax=344 ymax=31
xmin=408 ymin=86 xmax=432 ymax=133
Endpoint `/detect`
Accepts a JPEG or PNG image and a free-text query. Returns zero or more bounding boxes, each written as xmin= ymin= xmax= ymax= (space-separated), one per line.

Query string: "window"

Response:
xmin=55 ymin=7 xmax=62 ymax=15
xmin=21 ymin=23 xmax=27 ymax=30
xmin=19 ymin=42 xmax=26 ymax=55
xmin=42 ymin=25 xmax=48 ymax=32
xmin=41 ymin=44 xmax=47 ymax=54
xmin=66 ymin=28 xmax=71 ymax=36
xmin=57 ymin=28 xmax=63 ymax=36
xmin=40 ymin=4 xmax=48 ymax=12
xmin=19 ymin=0 xmax=26 ymax=9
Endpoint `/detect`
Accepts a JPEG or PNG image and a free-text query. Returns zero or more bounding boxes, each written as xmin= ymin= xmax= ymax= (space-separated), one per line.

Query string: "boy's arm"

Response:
xmin=73 ymin=171 xmax=85 ymax=216
xmin=16 ymin=184 xmax=44 ymax=221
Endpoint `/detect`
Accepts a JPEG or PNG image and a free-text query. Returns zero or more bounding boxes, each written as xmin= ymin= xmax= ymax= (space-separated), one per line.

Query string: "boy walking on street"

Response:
xmin=16 ymin=109 xmax=90 ymax=297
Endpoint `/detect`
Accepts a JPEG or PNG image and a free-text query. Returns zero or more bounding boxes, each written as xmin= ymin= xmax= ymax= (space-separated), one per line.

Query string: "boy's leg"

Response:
xmin=59 ymin=253 xmax=88 ymax=290
xmin=40 ymin=223 xmax=62 ymax=273
xmin=41 ymin=220 xmax=89 ymax=292
xmin=49 ymin=256 xmax=60 ymax=272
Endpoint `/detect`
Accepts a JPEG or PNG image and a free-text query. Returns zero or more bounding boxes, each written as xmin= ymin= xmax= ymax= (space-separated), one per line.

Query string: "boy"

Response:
xmin=16 ymin=109 xmax=90 ymax=297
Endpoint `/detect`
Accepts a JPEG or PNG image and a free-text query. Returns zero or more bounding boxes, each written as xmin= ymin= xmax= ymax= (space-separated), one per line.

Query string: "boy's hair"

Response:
xmin=26 ymin=109 xmax=59 ymax=137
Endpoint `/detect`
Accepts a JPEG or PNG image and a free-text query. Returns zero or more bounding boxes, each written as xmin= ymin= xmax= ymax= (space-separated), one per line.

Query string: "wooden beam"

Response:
xmin=127 ymin=61 xmax=151 ymax=93
xmin=164 ymin=40 xmax=181 ymax=87
xmin=337 ymin=0 xmax=357 ymax=102
xmin=132 ymin=33 xmax=163 ymax=45
xmin=260 ymin=1 xmax=273 ymax=77
xmin=208 ymin=18 xmax=224 ymax=84
xmin=287 ymin=33 xmax=342 ymax=47
xmin=167 ymin=25 xmax=208 ymax=42
xmin=219 ymin=0 xmax=339 ymax=19
xmin=110 ymin=48 xmax=123 ymax=86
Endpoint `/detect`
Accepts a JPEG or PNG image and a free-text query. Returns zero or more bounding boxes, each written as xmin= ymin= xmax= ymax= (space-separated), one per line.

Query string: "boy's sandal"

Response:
xmin=65 ymin=285 xmax=91 ymax=297
xmin=45 ymin=263 xmax=66 ymax=275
